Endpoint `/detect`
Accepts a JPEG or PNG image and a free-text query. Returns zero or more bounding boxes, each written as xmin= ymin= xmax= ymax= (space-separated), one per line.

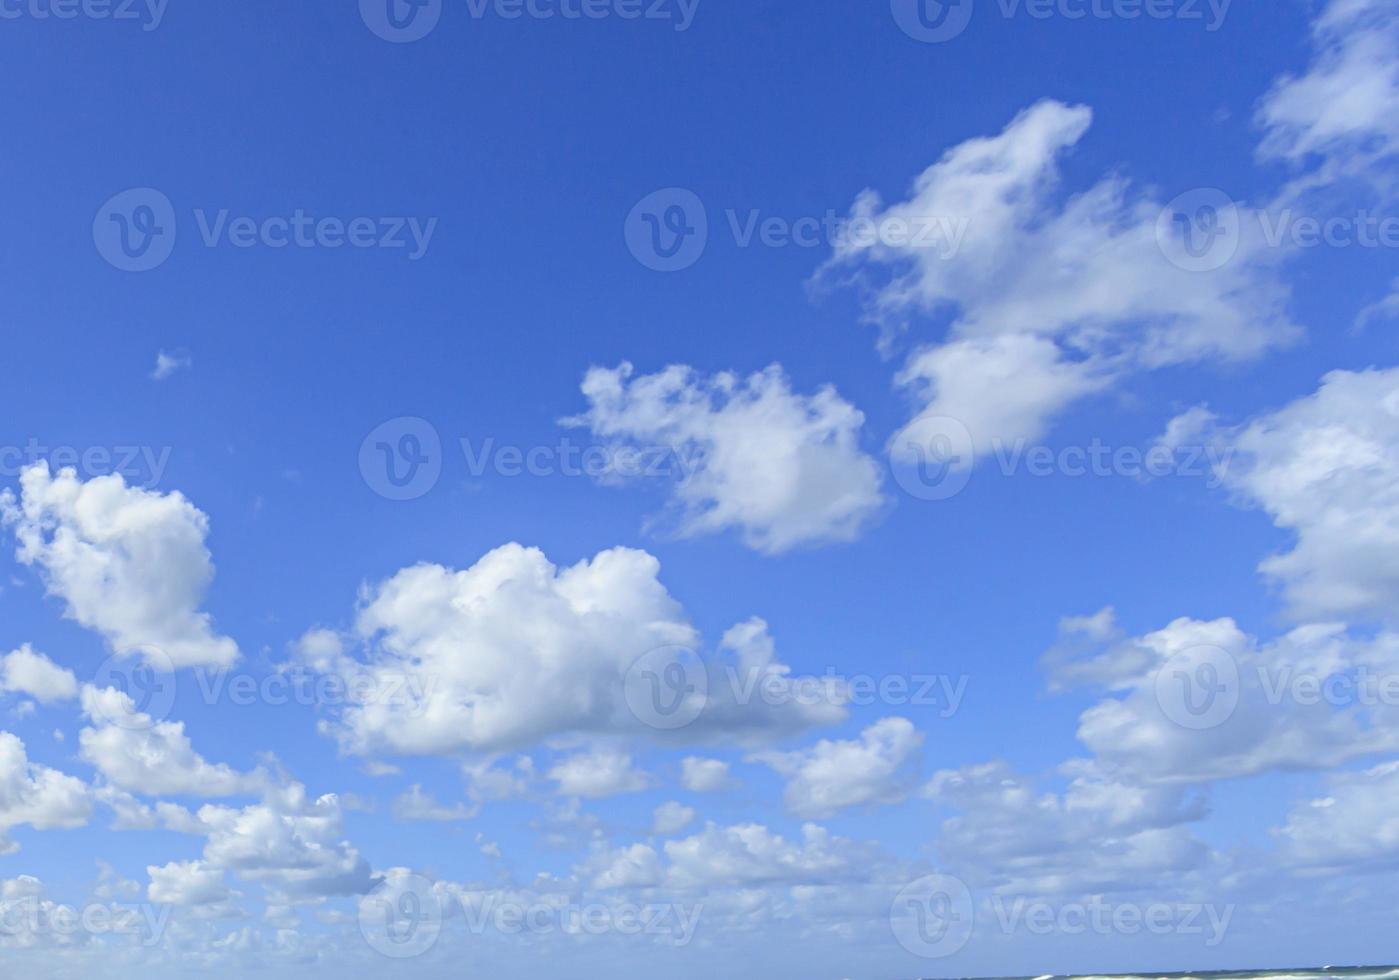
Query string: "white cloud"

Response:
xmin=926 ymin=759 xmax=1212 ymax=896
xmin=566 ymin=363 xmax=885 ymax=554
xmin=586 ymin=820 xmax=885 ymax=893
xmin=147 ymin=859 xmax=233 ymax=906
xmin=817 ymin=100 xmax=1297 ymax=457
xmin=1197 ymin=366 xmax=1399 ymax=622
xmin=1258 ymin=0 xmax=1399 ymax=195
xmin=652 ymin=801 xmax=695 ymax=835
xmin=390 ymin=784 xmax=476 ymax=822
xmin=0 ymin=875 xmax=157 ymax=953
xmin=78 ymin=686 xmax=265 ymax=798
xmin=0 ymin=646 xmax=77 ymax=705
xmin=680 ymin=756 xmax=736 ymax=793
xmin=750 ymin=718 xmax=923 ymax=818
xmin=662 ymin=821 xmax=880 ymax=890
xmin=1 ymin=464 xmax=239 ymax=669
xmin=462 ymin=758 xmax=533 ymax=802
xmin=893 ymin=333 xmax=1111 ymax=463
xmin=585 ymin=842 xmax=666 ymax=890
xmin=193 ymin=783 xmax=372 ymax=899
xmin=304 ymin=544 xmax=693 ymax=756
xmin=305 ymin=544 xmax=843 ymax=760
xmin=0 ymin=732 xmax=92 ymax=854
xmin=1049 ymin=611 xmax=1399 ymax=782
xmin=150 ymin=349 xmax=192 ymax=381
xmin=1356 ymin=278 xmax=1399 ymax=330
xmin=1274 ymin=759 xmax=1399 ymax=873
xmin=548 ymin=749 xmax=651 ymax=799
xmin=97 ymin=785 xmax=201 ymax=833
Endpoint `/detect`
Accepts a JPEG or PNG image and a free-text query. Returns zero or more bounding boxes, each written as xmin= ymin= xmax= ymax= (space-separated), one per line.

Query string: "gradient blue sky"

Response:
xmin=2 ymin=1 xmax=1399 ymax=977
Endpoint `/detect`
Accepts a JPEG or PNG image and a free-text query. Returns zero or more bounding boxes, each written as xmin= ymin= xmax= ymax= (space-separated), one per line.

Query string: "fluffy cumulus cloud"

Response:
xmin=78 ymin=686 xmax=265 ymax=798
xmin=925 ymin=759 xmax=1213 ymax=896
xmin=0 ymin=874 xmax=163 ymax=955
xmin=1184 ymin=366 xmax=1399 ymax=623
xmin=0 ymin=645 xmax=77 ymax=705
xmin=1258 ymin=0 xmax=1399 ymax=194
xmin=565 ymin=363 xmax=885 ymax=554
xmin=1274 ymin=759 xmax=1399 ymax=873
xmin=680 ymin=756 xmax=736 ymax=792
xmin=0 ymin=732 xmax=92 ymax=854
xmin=0 ymin=464 xmax=239 ymax=669
xmin=583 ymin=820 xmax=889 ymax=895
xmin=147 ymin=859 xmax=233 ymax=907
xmin=1046 ymin=610 xmax=1399 ymax=782
xmin=652 ymin=800 xmax=696 ymax=835
xmin=817 ymin=100 xmax=1297 ymax=459
xmin=390 ymin=784 xmax=477 ymax=822
xmin=190 ymin=783 xmax=372 ymax=900
xmin=750 ymin=717 xmax=923 ymax=818
xmin=661 ymin=821 xmax=883 ymax=891
xmin=547 ymin=748 xmax=652 ymax=798
xmin=303 ymin=544 xmax=844 ymax=760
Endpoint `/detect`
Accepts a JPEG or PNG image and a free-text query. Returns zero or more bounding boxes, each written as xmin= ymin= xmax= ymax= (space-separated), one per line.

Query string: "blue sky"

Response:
xmin=3 ymin=0 xmax=1399 ymax=976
